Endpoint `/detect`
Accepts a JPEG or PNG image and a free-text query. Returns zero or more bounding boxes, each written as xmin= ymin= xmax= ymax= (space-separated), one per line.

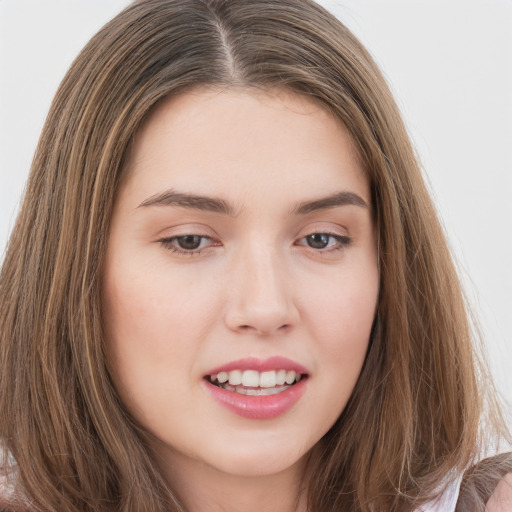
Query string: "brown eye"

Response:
xmin=296 ymin=232 xmax=351 ymax=252
xmin=159 ymin=234 xmax=215 ymax=254
xmin=176 ymin=235 xmax=203 ymax=250
xmin=306 ymin=233 xmax=330 ymax=249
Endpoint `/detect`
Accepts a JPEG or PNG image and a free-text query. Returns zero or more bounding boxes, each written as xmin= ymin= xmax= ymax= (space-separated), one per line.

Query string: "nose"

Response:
xmin=224 ymin=245 xmax=299 ymax=336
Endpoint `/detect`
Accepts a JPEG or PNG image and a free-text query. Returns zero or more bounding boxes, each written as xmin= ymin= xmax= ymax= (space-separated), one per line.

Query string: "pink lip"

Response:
xmin=203 ymin=357 xmax=309 ymax=420
xmin=204 ymin=378 xmax=307 ymax=420
xmin=205 ymin=356 xmax=309 ymax=376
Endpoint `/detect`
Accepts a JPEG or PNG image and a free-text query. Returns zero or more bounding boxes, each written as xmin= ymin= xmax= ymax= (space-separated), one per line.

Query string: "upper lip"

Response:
xmin=205 ymin=356 xmax=309 ymax=376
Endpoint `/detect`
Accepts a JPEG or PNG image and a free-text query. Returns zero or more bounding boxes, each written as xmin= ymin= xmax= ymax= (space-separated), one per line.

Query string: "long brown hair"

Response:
xmin=0 ymin=0 xmax=507 ymax=510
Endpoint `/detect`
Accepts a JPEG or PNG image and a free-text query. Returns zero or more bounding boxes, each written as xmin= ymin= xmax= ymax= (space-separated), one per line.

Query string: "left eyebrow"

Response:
xmin=292 ymin=191 xmax=369 ymax=215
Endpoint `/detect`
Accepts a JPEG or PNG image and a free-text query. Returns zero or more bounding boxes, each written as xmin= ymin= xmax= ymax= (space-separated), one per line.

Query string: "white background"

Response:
xmin=1 ymin=0 xmax=511 ymax=406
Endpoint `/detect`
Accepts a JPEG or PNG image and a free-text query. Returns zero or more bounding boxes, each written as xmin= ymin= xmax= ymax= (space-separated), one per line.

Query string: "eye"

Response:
xmin=296 ymin=233 xmax=351 ymax=251
xmin=159 ymin=234 xmax=216 ymax=254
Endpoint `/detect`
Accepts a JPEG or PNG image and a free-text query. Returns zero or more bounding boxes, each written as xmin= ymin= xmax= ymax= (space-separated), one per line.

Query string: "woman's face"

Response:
xmin=103 ymin=88 xmax=379 ymax=480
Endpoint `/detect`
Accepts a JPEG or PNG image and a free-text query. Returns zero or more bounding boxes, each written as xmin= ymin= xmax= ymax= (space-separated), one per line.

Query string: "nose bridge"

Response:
xmin=245 ymin=242 xmax=285 ymax=302
xmin=225 ymin=238 xmax=297 ymax=335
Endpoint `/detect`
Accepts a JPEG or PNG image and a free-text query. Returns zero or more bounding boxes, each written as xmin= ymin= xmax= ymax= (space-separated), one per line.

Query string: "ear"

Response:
xmin=485 ymin=472 xmax=512 ymax=512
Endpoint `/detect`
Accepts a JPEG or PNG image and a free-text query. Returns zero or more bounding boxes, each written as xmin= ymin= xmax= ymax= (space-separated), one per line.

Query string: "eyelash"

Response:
xmin=158 ymin=232 xmax=351 ymax=256
xmin=159 ymin=234 xmax=217 ymax=256
xmin=295 ymin=233 xmax=351 ymax=252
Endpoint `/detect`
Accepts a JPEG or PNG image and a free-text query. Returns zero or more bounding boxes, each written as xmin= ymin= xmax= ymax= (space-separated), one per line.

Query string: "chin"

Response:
xmin=201 ymin=436 xmax=312 ymax=478
xmin=213 ymin=454 xmax=307 ymax=478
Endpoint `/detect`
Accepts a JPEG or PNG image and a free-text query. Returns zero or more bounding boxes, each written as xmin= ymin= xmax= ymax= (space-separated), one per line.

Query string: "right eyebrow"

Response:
xmin=137 ymin=189 xmax=237 ymax=216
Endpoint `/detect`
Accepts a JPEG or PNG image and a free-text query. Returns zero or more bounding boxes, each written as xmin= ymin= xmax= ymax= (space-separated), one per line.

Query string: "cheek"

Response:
xmin=102 ymin=260 xmax=230 ymax=413
xmin=101 ymin=269 xmax=212 ymax=423
xmin=300 ymin=259 xmax=378 ymax=411
xmin=103 ymin=260 xmax=220 ymax=349
xmin=303 ymin=261 xmax=378 ymax=346
xmin=316 ymin=287 xmax=375 ymax=379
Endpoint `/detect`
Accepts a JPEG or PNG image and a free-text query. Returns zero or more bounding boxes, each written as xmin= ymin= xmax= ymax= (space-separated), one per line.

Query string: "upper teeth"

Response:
xmin=210 ymin=369 xmax=301 ymax=388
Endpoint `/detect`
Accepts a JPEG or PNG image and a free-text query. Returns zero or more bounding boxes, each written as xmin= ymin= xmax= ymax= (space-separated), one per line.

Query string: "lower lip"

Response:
xmin=204 ymin=379 xmax=307 ymax=420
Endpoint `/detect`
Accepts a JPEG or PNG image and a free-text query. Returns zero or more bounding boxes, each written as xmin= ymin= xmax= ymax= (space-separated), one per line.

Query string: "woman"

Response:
xmin=0 ymin=0 xmax=510 ymax=511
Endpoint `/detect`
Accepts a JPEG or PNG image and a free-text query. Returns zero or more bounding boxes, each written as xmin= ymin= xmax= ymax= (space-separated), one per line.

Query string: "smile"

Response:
xmin=204 ymin=358 xmax=309 ymax=419
xmin=208 ymin=369 xmax=304 ymax=395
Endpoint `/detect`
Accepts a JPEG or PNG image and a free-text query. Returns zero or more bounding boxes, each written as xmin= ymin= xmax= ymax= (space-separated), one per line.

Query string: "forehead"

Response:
xmin=120 ymin=87 xmax=369 ymax=209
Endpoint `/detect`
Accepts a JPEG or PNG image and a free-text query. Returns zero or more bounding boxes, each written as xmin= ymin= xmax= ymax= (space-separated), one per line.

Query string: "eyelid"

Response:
xmin=155 ymin=223 xmax=221 ymax=256
xmin=158 ymin=234 xmax=220 ymax=256
xmin=294 ymin=223 xmax=352 ymax=253
xmin=295 ymin=222 xmax=349 ymax=239
xmin=156 ymin=223 xmax=352 ymax=256
xmin=295 ymin=232 xmax=351 ymax=249
xmin=154 ymin=222 xmax=218 ymax=239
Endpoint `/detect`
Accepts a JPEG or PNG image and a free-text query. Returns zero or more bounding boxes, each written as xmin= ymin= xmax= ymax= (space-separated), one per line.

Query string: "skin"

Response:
xmin=103 ymin=88 xmax=379 ymax=512
xmin=487 ymin=472 xmax=512 ymax=511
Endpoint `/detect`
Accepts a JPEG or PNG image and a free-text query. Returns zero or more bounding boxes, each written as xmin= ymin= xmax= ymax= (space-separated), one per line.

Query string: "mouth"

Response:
xmin=203 ymin=357 xmax=309 ymax=419
xmin=206 ymin=369 xmax=307 ymax=396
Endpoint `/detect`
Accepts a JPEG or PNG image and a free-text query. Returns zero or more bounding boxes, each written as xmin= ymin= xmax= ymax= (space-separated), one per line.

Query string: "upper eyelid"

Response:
xmin=300 ymin=228 xmax=347 ymax=236
xmin=156 ymin=221 xmax=351 ymax=244
xmin=159 ymin=232 xmax=350 ymax=249
xmin=296 ymin=224 xmax=349 ymax=239
xmin=295 ymin=233 xmax=351 ymax=246
xmin=160 ymin=234 xmax=216 ymax=245
xmin=155 ymin=225 xmax=217 ymax=241
xmin=158 ymin=234 xmax=218 ymax=255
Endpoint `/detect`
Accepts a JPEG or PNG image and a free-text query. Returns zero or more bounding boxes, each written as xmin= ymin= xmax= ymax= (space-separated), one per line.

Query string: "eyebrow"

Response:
xmin=138 ymin=189 xmax=368 ymax=215
xmin=292 ymin=191 xmax=369 ymax=214
xmin=138 ymin=189 xmax=236 ymax=215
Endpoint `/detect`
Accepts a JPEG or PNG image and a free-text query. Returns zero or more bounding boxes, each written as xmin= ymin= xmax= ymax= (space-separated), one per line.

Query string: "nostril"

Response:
xmin=236 ymin=323 xmax=293 ymax=335
xmin=239 ymin=325 xmax=265 ymax=334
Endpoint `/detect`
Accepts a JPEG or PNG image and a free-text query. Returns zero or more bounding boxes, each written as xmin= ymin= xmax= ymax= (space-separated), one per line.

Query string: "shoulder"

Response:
xmin=455 ymin=452 xmax=512 ymax=512
xmin=486 ymin=472 xmax=512 ymax=512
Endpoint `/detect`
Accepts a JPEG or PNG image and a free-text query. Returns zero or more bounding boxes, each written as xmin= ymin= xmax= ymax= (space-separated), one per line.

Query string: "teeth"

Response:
xmin=228 ymin=370 xmax=242 ymax=386
xmin=241 ymin=370 xmax=259 ymax=387
xmin=260 ymin=371 xmax=277 ymax=388
xmin=285 ymin=370 xmax=296 ymax=385
xmin=209 ymin=369 xmax=304 ymax=389
xmin=217 ymin=372 xmax=229 ymax=383
xmin=220 ymin=383 xmax=291 ymax=396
